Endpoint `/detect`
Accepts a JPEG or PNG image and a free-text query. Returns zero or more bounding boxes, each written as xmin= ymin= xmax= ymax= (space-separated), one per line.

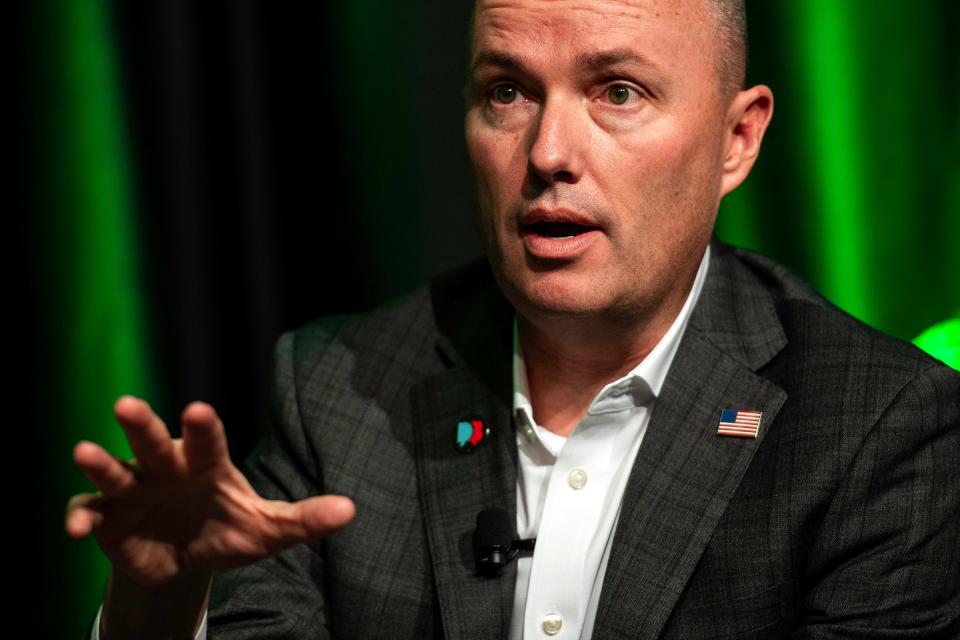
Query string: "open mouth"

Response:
xmin=523 ymin=220 xmax=599 ymax=239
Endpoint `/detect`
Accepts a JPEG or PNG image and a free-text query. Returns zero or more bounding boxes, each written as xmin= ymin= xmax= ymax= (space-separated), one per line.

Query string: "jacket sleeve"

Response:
xmin=792 ymin=364 xmax=960 ymax=639
xmin=206 ymin=330 xmax=332 ymax=640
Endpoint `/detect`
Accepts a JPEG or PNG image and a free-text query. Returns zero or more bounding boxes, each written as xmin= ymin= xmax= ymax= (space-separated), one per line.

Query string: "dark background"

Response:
xmin=18 ymin=1 xmax=958 ymax=636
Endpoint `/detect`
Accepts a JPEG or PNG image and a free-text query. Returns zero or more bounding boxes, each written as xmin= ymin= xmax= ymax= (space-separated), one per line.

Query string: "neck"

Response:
xmin=518 ymin=312 xmax=664 ymax=437
xmin=518 ymin=262 xmax=701 ymax=437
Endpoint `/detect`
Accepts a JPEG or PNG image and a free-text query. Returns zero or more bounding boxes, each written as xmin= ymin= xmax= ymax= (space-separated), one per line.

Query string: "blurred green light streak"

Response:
xmin=791 ymin=0 xmax=873 ymax=324
xmin=40 ymin=0 xmax=157 ymax=629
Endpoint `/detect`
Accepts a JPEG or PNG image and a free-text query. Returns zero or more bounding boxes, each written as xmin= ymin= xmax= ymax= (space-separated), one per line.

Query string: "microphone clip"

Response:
xmin=473 ymin=508 xmax=536 ymax=576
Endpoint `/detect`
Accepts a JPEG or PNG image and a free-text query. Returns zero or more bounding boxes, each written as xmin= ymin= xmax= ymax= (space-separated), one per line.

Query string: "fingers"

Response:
xmin=181 ymin=401 xmax=231 ymax=475
xmin=114 ymin=396 xmax=176 ymax=475
xmin=73 ymin=440 xmax=139 ymax=497
xmin=64 ymin=492 xmax=106 ymax=539
xmin=274 ymin=495 xmax=357 ymax=543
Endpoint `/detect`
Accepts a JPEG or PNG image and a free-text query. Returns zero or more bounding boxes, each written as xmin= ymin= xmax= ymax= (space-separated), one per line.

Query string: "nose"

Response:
xmin=527 ymin=94 xmax=584 ymax=186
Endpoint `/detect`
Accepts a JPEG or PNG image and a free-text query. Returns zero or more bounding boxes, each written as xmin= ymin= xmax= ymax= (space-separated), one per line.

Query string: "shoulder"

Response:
xmin=283 ymin=288 xmax=438 ymax=377
xmin=716 ymin=242 xmax=958 ymax=437
xmin=274 ymin=284 xmax=439 ymax=412
xmin=272 ymin=257 xmax=502 ymax=413
xmin=728 ymin=244 xmax=946 ymax=371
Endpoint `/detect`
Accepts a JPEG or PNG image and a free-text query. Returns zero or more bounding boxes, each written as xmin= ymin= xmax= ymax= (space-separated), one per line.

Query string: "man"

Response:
xmin=67 ymin=0 xmax=960 ymax=638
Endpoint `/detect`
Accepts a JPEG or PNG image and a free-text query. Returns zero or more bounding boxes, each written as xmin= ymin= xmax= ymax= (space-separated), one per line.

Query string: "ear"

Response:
xmin=719 ymin=85 xmax=774 ymax=198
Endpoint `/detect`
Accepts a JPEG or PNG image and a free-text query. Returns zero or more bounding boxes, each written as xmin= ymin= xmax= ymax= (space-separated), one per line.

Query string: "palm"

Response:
xmin=66 ymin=396 xmax=354 ymax=587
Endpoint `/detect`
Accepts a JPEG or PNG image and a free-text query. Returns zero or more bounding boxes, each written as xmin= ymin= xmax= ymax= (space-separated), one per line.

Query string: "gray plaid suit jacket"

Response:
xmin=205 ymin=240 xmax=960 ymax=639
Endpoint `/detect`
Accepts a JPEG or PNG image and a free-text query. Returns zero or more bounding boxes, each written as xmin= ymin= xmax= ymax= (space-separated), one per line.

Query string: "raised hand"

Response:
xmin=65 ymin=395 xmax=355 ymax=588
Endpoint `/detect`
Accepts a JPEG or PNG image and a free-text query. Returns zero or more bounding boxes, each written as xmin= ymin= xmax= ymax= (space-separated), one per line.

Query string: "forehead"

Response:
xmin=471 ymin=0 xmax=715 ymax=70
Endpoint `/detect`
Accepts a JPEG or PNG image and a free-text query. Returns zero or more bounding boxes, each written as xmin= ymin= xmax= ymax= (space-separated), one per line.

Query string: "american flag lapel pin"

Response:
xmin=717 ymin=408 xmax=763 ymax=438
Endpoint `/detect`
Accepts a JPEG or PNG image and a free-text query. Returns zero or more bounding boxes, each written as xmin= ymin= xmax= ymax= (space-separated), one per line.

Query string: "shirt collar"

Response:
xmin=513 ymin=244 xmax=711 ymax=434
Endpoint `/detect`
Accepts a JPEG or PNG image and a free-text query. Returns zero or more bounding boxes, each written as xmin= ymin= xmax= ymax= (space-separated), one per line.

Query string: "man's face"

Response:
xmin=466 ymin=0 xmax=735 ymax=324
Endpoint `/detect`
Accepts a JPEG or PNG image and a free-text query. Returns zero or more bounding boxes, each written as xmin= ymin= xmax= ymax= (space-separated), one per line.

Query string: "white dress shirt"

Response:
xmin=93 ymin=246 xmax=710 ymax=640
xmin=509 ymin=245 xmax=710 ymax=639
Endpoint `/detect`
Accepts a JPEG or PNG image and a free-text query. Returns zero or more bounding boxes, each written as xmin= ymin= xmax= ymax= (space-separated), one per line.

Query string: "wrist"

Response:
xmin=101 ymin=568 xmax=212 ymax=640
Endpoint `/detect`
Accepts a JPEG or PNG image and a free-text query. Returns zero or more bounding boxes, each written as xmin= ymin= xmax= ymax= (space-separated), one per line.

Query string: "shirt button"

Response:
xmin=568 ymin=468 xmax=588 ymax=490
xmin=541 ymin=613 xmax=563 ymax=635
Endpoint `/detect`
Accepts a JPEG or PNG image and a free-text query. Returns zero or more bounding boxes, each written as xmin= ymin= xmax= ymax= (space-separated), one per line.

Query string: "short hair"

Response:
xmin=709 ymin=0 xmax=748 ymax=98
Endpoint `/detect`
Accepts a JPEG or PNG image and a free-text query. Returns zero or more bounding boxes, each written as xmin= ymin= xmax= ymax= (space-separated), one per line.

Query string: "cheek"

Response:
xmin=629 ymin=121 xmax=720 ymax=196
xmin=466 ymin=115 xmax=526 ymax=208
xmin=606 ymin=125 xmax=721 ymax=253
xmin=604 ymin=132 xmax=690 ymax=214
xmin=466 ymin=116 xmax=521 ymax=254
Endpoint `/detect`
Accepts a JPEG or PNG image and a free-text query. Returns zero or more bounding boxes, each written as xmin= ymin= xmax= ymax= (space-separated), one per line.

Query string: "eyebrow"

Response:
xmin=471 ymin=50 xmax=528 ymax=75
xmin=471 ymin=47 xmax=666 ymax=79
xmin=575 ymin=48 xmax=664 ymax=76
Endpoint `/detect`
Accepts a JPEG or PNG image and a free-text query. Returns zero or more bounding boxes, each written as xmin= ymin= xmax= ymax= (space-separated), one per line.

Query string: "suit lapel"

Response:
xmin=592 ymin=241 xmax=789 ymax=639
xmin=411 ymin=261 xmax=518 ymax=640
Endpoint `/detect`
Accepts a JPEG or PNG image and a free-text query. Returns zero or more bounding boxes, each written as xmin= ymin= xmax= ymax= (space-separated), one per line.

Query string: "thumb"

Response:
xmin=292 ymin=495 xmax=356 ymax=539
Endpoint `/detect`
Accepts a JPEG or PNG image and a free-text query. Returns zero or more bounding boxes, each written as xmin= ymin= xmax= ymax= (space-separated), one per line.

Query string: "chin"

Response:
xmin=488 ymin=243 xmax=614 ymax=315
xmin=506 ymin=268 xmax=609 ymax=319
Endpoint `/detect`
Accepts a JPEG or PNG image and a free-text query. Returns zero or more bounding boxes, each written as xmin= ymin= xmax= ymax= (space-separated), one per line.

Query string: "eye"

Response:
xmin=605 ymin=83 xmax=641 ymax=106
xmin=490 ymin=83 xmax=520 ymax=105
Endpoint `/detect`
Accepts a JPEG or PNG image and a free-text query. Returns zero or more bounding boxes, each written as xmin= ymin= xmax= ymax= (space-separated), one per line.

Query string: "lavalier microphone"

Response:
xmin=473 ymin=508 xmax=536 ymax=575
